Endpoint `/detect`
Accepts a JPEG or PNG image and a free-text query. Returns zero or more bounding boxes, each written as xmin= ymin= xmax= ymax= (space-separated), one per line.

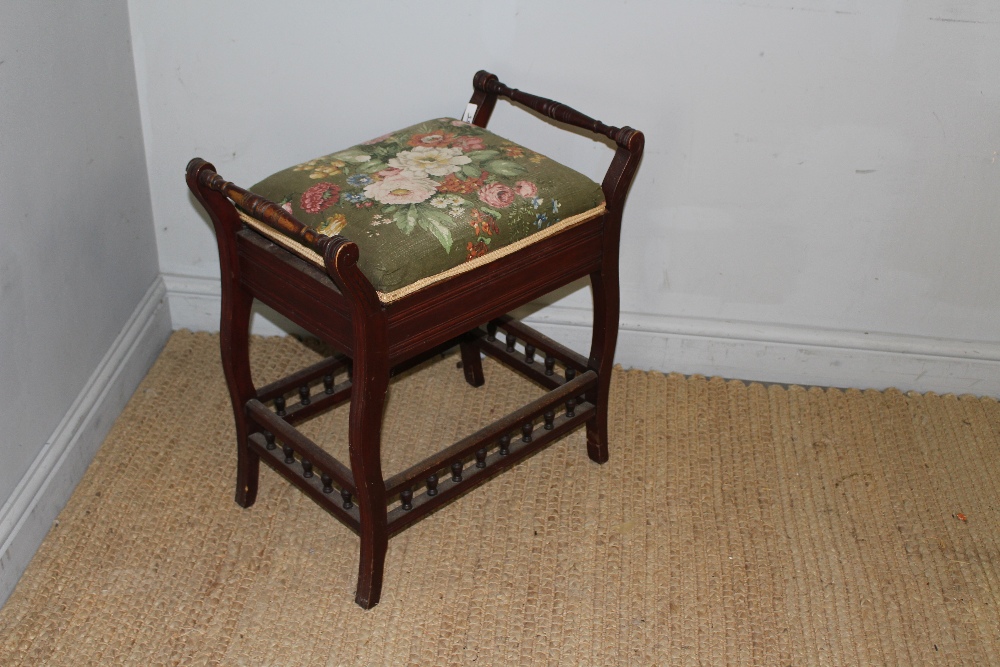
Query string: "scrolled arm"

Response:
xmin=186 ymin=158 xmax=346 ymax=257
xmin=467 ymin=72 xmax=644 ymax=213
xmin=471 ymin=70 xmax=642 ymax=151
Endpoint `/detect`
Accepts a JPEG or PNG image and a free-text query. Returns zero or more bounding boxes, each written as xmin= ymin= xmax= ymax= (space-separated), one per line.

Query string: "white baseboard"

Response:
xmin=162 ymin=272 xmax=306 ymax=337
xmin=523 ymin=307 xmax=1000 ymax=397
xmin=0 ymin=277 xmax=172 ymax=606
xmin=162 ymin=271 xmax=1000 ymax=397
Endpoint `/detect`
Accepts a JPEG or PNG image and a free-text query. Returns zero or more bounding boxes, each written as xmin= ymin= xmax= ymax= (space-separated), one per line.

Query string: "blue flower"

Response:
xmin=551 ymin=199 xmax=560 ymax=214
xmin=343 ymin=192 xmax=368 ymax=204
xmin=535 ymin=213 xmax=548 ymax=228
xmin=347 ymin=174 xmax=374 ymax=187
xmin=531 ymin=197 xmax=543 ymax=210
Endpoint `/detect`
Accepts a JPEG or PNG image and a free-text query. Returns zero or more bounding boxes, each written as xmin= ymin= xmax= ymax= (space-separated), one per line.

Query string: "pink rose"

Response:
xmin=300 ymin=182 xmax=340 ymax=213
xmin=515 ymin=180 xmax=538 ymax=198
xmin=478 ymin=182 xmax=516 ymax=208
xmin=451 ymin=135 xmax=486 ymax=152
xmin=377 ymin=167 xmax=403 ymax=178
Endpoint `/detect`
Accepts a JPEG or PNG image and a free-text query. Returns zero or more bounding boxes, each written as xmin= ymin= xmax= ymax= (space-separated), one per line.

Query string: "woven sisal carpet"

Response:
xmin=1 ymin=331 xmax=998 ymax=665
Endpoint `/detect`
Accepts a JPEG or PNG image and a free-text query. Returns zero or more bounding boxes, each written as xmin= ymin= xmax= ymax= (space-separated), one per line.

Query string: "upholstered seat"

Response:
xmin=239 ymin=118 xmax=606 ymax=302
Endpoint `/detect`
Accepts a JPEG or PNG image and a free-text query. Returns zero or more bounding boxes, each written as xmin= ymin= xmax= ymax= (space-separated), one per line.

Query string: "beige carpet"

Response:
xmin=1 ymin=331 xmax=998 ymax=665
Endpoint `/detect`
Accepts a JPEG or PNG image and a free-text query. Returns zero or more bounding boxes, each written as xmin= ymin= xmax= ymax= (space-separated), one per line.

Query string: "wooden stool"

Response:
xmin=186 ymin=71 xmax=643 ymax=608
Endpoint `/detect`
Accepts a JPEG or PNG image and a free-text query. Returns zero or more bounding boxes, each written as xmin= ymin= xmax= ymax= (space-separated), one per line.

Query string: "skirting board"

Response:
xmin=0 ymin=278 xmax=172 ymax=606
xmin=163 ymin=272 xmax=307 ymax=338
xmin=524 ymin=308 xmax=1000 ymax=397
xmin=163 ymin=272 xmax=1000 ymax=397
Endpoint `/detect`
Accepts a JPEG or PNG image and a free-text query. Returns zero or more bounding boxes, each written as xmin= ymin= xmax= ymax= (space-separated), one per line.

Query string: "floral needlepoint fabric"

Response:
xmin=242 ymin=118 xmax=605 ymax=298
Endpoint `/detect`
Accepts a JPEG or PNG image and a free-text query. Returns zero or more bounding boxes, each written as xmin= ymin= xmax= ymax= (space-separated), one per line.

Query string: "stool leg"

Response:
xmin=586 ymin=269 xmax=618 ymax=464
xmin=349 ymin=346 xmax=390 ymax=609
xmin=221 ymin=285 xmax=259 ymax=507
xmin=459 ymin=332 xmax=485 ymax=387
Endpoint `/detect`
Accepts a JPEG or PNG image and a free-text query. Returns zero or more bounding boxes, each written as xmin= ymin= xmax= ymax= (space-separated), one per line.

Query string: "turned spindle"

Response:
xmin=505 ymin=332 xmax=516 ymax=353
xmin=298 ymin=385 xmax=311 ymax=405
xmin=487 ymin=321 xmax=498 ymax=341
xmin=566 ymin=397 xmax=576 ymax=418
xmin=565 ymin=367 xmax=576 ymax=382
xmin=426 ymin=474 xmax=439 ymax=496
xmin=274 ymin=395 xmax=286 ymax=416
xmin=475 ymin=448 xmax=487 ymax=468
xmin=264 ymin=431 xmax=276 ymax=450
xmin=282 ymin=444 xmax=295 ymax=464
xmin=341 ymin=488 xmax=353 ymax=510
xmin=451 ymin=461 xmax=463 ymax=483
xmin=544 ymin=410 xmax=555 ymax=430
xmin=321 ymin=473 xmax=333 ymax=494
xmin=544 ymin=355 xmax=555 ymax=376
xmin=499 ymin=434 xmax=511 ymax=456
xmin=521 ymin=422 xmax=533 ymax=443
xmin=301 ymin=459 xmax=313 ymax=478
xmin=323 ymin=373 xmax=334 ymax=394
xmin=524 ymin=344 xmax=535 ymax=364
xmin=401 ymin=488 xmax=413 ymax=511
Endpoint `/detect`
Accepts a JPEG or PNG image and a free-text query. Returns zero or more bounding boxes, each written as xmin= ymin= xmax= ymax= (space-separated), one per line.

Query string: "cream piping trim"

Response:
xmin=238 ymin=202 xmax=606 ymax=304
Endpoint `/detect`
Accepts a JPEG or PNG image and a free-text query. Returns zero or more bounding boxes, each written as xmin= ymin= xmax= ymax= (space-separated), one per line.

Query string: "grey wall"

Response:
xmin=0 ymin=2 xmax=161 ymax=524
xmin=135 ymin=0 xmax=1000 ymax=395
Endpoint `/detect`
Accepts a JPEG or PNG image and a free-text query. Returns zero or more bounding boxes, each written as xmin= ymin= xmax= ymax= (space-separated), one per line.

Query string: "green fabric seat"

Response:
xmin=238 ymin=118 xmax=605 ymax=302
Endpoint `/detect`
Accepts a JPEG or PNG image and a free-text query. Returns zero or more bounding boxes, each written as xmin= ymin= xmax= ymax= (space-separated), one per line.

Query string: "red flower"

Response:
xmin=438 ymin=170 xmax=488 ymax=194
xmin=469 ymin=209 xmax=499 ymax=237
xmin=300 ymin=182 xmax=341 ymax=213
xmin=478 ymin=182 xmax=516 ymax=208
xmin=466 ymin=240 xmax=489 ymax=261
xmin=451 ymin=135 xmax=486 ymax=152
xmin=408 ymin=131 xmax=455 ymax=147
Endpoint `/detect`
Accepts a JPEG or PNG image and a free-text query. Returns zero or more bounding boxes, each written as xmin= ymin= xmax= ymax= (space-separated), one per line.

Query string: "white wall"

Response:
xmin=0 ymin=0 xmax=169 ymax=603
xmin=133 ymin=0 xmax=1000 ymax=395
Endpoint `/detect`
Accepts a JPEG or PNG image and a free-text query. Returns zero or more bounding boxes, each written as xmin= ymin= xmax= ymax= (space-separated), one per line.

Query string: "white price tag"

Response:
xmin=461 ymin=103 xmax=478 ymax=123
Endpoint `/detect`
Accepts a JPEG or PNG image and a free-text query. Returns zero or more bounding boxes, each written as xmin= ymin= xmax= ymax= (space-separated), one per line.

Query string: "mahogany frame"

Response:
xmin=186 ymin=71 xmax=644 ymax=608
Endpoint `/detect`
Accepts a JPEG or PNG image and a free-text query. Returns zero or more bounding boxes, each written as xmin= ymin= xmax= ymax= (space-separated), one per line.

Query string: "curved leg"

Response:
xmin=586 ymin=269 xmax=619 ymax=464
xmin=188 ymin=160 xmax=261 ymax=507
xmin=221 ymin=273 xmax=259 ymax=507
xmin=349 ymin=341 xmax=390 ymax=609
xmin=459 ymin=332 xmax=485 ymax=387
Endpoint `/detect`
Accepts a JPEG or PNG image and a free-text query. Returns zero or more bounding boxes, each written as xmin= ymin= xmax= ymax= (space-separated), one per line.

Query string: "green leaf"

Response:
xmin=484 ymin=159 xmax=527 ymax=177
xmin=382 ymin=205 xmax=398 ymax=214
xmin=465 ymin=149 xmax=500 ymax=162
xmin=394 ymin=207 xmax=416 ymax=234
xmin=480 ymin=206 xmax=502 ymax=219
xmin=360 ymin=160 xmax=387 ymax=174
xmin=373 ymin=139 xmax=401 ymax=153
xmin=413 ymin=121 xmax=439 ymax=134
xmin=462 ymin=164 xmax=483 ymax=179
xmin=417 ymin=207 xmax=454 ymax=253
xmin=421 ymin=206 xmax=456 ymax=227
xmin=333 ymin=148 xmax=374 ymax=163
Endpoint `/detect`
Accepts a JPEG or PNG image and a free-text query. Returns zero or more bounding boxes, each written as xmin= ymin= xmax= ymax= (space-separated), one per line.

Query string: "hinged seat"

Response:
xmin=239 ymin=117 xmax=607 ymax=302
xmin=186 ymin=71 xmax=643 ymax=608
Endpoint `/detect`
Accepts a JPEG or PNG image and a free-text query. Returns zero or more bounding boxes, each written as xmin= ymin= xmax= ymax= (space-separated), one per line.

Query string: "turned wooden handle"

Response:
xmin=189 ymin=159 xmax=338 ymax=256
xmin=472 ymin=70 xmax=642 ymax=151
